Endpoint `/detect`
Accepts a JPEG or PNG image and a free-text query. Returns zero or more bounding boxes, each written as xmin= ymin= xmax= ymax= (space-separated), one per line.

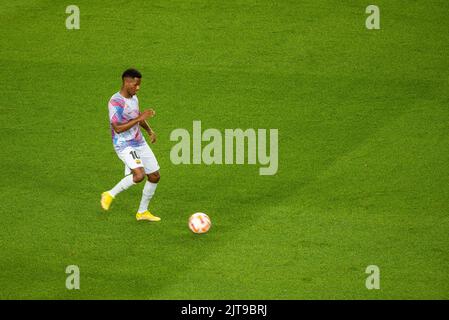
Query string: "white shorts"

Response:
xmin=117 ymin=143 xmax=160 ymax=176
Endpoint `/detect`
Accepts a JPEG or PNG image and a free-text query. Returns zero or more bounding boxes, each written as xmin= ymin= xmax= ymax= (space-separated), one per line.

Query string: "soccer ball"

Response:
xmin=189 ymin=212 xmax=211 ymax=234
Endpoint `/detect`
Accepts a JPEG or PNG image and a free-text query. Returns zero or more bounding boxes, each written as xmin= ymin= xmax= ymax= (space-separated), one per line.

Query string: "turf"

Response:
xmin=0 ymin=0 xmax=448 ymax=299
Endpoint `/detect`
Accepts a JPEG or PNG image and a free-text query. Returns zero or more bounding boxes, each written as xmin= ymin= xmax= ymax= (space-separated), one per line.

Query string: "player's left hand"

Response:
xmin=148 ymin=130 xmax=157 ymax=144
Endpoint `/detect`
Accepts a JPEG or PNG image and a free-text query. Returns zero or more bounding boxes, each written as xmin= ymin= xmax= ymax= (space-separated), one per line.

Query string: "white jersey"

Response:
xmin=108 ymin=92 xmax=146 ymax=152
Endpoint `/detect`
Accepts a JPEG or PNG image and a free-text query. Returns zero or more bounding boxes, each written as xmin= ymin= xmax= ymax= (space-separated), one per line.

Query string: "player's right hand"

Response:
xmin=139 ymin=109 xmax=155 ymax=120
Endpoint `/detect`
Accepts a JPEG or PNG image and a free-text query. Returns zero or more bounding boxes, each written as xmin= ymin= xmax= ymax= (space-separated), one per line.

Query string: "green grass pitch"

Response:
xmin=1 ymin=0 xmax=448 ymax=299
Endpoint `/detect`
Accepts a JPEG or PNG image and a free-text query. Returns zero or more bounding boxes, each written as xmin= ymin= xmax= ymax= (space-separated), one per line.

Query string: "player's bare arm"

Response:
xmin=139 ymin=119 xmax=157 ymax=144
xmin=112 ymin=109 xmax=154 ymax=133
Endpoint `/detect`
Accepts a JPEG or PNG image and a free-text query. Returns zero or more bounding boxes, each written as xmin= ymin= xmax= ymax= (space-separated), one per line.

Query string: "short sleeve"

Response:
xmin=108 ymin=98 xmax=125 ymax=124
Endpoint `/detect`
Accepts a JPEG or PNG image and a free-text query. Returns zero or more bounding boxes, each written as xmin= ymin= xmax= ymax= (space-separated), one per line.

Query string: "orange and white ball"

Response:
xmin=189 ymin=212 xmax=211 ymax=234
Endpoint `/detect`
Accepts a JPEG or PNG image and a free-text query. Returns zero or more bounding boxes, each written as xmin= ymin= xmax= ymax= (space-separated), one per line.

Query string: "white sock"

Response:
xmin=109 ymin=175 xmax=136 ymax=197
xmin=138 ymin=181 xmax=158 ymax=213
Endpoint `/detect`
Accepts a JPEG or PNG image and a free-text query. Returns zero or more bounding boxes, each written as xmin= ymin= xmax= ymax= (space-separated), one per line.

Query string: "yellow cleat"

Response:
xmin=136 ymin=211 xmax=161 ymax=222
xmin=101 ymin=192 xmax=114 ymax=210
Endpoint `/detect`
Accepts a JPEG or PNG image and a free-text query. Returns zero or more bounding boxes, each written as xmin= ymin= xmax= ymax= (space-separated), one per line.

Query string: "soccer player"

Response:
xmin=101 ymin=68 xmax=161 ymax=222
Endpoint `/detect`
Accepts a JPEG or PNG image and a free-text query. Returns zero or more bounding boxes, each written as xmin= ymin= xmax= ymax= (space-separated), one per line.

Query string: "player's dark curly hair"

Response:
xmin=122 ymin=68 xmax=142 ymax=80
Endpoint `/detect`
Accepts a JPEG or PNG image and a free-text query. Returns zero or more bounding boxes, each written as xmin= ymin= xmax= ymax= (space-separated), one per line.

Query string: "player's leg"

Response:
xmin=147 ymin=171 xmax=160 ymax=183
xmin=101 ymin=147 xmax=146 ymax=210
xmin=109 ymin=167 xmax=145 ymax=195
xmin=137 ymin=170 xmax=160 ymax=211
xmin=135 ymin=144 xmax=161 ymax=221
